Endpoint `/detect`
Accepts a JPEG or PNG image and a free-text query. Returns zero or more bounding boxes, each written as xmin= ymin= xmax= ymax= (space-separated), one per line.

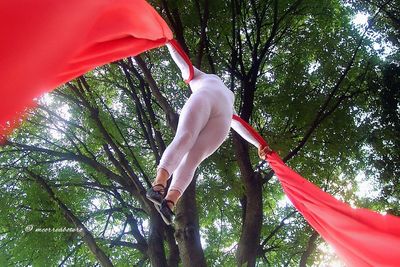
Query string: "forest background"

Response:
xmin=0 ymin=0 xmax=399 ymax=266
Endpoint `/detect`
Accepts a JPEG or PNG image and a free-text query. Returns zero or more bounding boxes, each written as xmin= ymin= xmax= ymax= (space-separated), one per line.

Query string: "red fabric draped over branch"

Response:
xmin=232 ymin=115 xmax=400 ymax=267
xmin=0 ymin=0 xmax=172 ymax=142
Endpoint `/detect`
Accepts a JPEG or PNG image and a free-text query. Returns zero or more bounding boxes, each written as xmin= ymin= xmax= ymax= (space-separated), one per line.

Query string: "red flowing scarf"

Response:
xmin=0 ymin=0 xmax=172 ymax=142
xmin=232 ymin=115 xmax=400 ymax=267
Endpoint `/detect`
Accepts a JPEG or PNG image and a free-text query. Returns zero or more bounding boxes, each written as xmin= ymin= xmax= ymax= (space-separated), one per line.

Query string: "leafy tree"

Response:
xmin=0 ymin=0 xmax=398 ymax=266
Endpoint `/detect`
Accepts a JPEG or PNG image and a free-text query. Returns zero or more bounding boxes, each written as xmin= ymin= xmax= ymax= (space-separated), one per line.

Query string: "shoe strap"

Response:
xmin=152 ymin=184 xmax=165 ymax=194
xmin=164 ymin=199 xmax=175 ymax=208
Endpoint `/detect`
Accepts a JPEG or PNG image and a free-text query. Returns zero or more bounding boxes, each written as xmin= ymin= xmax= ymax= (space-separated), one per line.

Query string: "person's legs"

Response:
xmin=164 ymin=113 xmax=232 ymax=207
xmin=151 ymin=92 xmax=212 ymax=190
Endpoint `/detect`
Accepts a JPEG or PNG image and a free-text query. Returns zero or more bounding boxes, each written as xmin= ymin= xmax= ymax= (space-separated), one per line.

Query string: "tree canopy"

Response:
xmin=0 ymin=0 xmax=399 ymax=266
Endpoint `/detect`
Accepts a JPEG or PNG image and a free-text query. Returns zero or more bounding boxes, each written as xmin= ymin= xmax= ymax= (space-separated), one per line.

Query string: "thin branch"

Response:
xmin=26 ymin=170 xmax=115 ymax=267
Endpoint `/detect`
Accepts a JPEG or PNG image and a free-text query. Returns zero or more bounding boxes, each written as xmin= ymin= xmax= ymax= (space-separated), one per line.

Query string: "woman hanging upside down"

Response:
xmin=146 ymin=40 xmax=271 ymax=225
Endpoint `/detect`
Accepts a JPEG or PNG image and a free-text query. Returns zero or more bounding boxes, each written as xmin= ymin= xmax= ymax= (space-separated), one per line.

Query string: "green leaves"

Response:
xmin=1 ymin=0 xmax=399 ymax=266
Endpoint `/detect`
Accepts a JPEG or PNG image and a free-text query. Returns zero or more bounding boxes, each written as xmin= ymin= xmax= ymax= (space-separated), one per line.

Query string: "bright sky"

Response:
xmin=351 ymin=11 xmax=395 ymax=59
xmin=352 ymin=12 xmax=369 ymax=26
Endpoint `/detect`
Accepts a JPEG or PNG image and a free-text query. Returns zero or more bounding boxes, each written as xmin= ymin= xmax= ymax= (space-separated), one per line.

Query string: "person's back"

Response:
xmin=189 ymin=68 xmax=235 ymax=119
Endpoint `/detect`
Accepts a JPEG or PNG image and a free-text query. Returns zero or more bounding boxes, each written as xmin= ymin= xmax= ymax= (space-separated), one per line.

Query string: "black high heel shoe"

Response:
xmin=146 ymin=184 xmax=165 ymax=206
xmin=157 ymin=199 xmax=175 ymax=225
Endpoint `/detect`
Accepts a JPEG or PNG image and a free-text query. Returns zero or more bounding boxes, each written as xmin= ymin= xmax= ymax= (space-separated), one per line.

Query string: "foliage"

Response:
xmin=0 ymin=0 xmax=399 ymax=266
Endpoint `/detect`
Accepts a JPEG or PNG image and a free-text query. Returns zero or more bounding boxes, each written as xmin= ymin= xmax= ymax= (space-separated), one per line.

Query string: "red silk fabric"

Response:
xmin=0 ymin=0 xmax=172 ymax=142
xmin=268 ymin=151 xmax=400 ymax=266
xmin=232 ymin=115 xmax=400 ymax=267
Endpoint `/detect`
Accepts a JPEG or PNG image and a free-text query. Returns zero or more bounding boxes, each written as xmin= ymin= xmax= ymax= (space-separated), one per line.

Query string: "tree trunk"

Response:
xmin=174 ymin=177 xmax=207 ymax=267
xmin=165 ymin=227 xmax=180 ymax=267
xmin=233 ymin=134 xmax=263 ymax=267
xmin=299 ymin=231 xmax=319 ymax=267
xmin=147 ymin=211 xmax=169 ymax=267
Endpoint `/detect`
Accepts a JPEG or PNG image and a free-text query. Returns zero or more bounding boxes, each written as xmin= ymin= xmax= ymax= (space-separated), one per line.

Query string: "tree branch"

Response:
xmin=26 ymin=170 xmax=115 ymax=267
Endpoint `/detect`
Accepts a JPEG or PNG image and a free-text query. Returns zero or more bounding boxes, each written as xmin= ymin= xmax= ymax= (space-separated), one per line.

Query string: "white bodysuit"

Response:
xmin=158 ymin=43 xmax=259 ymax=195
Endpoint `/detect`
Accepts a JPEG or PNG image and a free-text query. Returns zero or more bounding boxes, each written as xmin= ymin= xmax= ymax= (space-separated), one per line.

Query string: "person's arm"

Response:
xmin=231 ymin=111 xmax=260 ymax=148
xmin=165 ymin=40 xmax=194 ymax=83
xmin=231 ymin=110 xmax=272 ymax=159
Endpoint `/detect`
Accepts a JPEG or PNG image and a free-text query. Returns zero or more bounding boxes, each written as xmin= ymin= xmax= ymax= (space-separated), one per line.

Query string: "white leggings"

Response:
xmin=158 ymin=71 xmax=234 ymax=195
